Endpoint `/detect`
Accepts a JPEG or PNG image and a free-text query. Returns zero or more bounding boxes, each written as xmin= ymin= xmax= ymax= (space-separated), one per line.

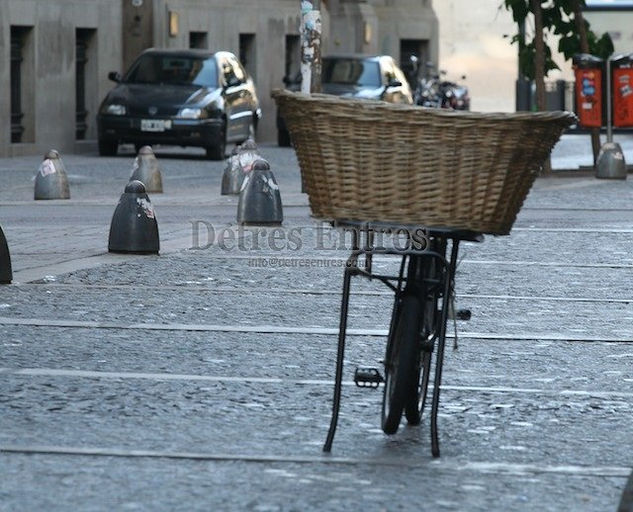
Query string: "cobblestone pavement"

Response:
xmin=1 ymin=136 xmax=633 ymax=511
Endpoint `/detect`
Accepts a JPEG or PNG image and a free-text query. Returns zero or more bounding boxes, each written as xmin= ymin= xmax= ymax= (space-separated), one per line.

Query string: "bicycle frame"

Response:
xmin=322 ymin=223 xmax=482 ymax=456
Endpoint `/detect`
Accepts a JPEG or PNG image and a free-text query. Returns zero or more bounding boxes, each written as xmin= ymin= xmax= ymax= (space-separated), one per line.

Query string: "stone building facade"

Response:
xmin=0 ymin=0 xmax=438 ymax=157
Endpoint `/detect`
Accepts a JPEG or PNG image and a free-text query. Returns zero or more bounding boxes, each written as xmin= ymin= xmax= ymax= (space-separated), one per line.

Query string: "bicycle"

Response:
xmin=322 ymin=222 xmax=482 ymax=457
xmin=271 ymin=87 xmax=575 ymax=456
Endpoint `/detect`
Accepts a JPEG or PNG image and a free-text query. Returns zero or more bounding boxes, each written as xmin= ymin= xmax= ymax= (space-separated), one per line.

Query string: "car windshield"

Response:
xmin=322 ymin=58 xmax=381 ymax=87
xmin=124 ymin=54 xmax=218 ymax=87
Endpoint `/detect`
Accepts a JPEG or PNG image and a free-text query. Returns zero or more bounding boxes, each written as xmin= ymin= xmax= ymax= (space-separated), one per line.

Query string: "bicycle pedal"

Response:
xmin=354 ymin=367 xmax=383 ymax=389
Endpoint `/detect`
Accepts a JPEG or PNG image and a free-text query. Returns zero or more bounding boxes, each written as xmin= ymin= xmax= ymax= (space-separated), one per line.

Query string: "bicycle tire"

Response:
xmin=381 ymin=294 xmax=422 ymax=435
xmin=405 ymin=251 xmax=440 ymax=425
xmin=405 ymin=348 xmax=432 ymax=425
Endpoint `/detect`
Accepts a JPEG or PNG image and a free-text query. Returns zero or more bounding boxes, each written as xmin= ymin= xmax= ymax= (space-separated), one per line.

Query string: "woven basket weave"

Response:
xmin=273 ymin=89 xmax=576 ymax=235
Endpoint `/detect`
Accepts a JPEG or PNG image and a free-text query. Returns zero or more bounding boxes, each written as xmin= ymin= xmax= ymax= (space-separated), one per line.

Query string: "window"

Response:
xmin=76 ymin=28 xmax=96 ymax=140
xmin=189 ymin=32 xmax=207 ymax=49
xmin=10 ymin=30 xmax=24 ymax=143
xmin=10 ymin=26 xmax=34 ymax=144
xmin=400 ymin=39 xmax=429 ymax=86
xmin=285 ymin=35 xmax=301 ymax=82
xmin=239 ymin=33 xmax=256 ymax=78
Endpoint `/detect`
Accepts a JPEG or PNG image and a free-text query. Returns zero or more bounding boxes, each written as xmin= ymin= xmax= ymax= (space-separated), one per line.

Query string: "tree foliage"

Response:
xmin=503 ymin=0 xmax=614 ymax=80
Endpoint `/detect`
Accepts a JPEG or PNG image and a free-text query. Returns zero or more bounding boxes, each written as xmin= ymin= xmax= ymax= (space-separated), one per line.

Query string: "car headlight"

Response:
xmin=177 ymin=107 xmax=206 ymax=119
xmin=103 ymin=104 xmax=127 ymax=115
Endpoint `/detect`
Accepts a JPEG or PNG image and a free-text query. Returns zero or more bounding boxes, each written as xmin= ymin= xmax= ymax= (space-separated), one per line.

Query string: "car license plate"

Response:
xmin=141 ymin=119 xmax=172 ymax=132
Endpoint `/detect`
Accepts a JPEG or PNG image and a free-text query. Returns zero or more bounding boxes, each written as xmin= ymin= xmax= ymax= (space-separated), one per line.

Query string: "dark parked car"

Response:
xmin=97 ymin=48 xmax=261 ymax=159
xmin=276 ymin=54 xmax=413 ymax=146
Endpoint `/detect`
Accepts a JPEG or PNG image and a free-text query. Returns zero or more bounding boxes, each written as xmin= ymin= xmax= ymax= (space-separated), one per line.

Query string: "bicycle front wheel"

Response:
xmin=381 ymin=294 xmax=422 ymax=435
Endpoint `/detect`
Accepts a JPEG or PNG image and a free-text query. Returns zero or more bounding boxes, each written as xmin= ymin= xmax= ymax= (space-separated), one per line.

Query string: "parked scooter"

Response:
xmin=409 ymin=57 xmax=470 ymax=111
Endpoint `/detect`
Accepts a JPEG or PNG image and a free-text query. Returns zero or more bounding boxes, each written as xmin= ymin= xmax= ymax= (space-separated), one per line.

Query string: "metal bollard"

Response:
xmin=237 ymin=159 xmax=283 ymax=225
xmin=222 ymin=139 xmax=262 ymax=195
xmin=596 ymin=56 xmax=628 ymax=180
xmin=236 ymin=138 xmax=261 ymax=173
xmin=596 ymin=142 xmax=627 ymax=179
xmin=130 ymin=146 xmax=163 ymax=193
xmin=0 ymin=224 xmax=12 ymax=284
xmin=34 ymin=150 xmax=70 ymax=200
xmin=108 ymin=180 xmax=160 ymax=254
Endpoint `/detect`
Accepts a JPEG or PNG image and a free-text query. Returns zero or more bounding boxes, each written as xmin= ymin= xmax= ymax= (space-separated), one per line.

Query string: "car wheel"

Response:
xmin=205 ymin=121 xmax=226 ymax=160
xmin=98 ymin=137 xmax=118 ymax=156
xmin=277 ymin=127 xmax=291 ymax=147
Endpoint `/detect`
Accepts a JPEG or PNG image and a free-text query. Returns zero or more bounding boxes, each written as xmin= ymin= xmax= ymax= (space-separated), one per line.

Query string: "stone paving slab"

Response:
xmin=1 ymin=373 xmax=632 ymax=470
xmin=525 ymin=176 xmax=633 ymax=211
xmin=0 ymin=283 xmax=631 ymax=339
xmin=1 ymin=325 xmax=633 ymax=392
xmin=33 ymin=246 xmax=633 ymax=304
xmin=0 ymin=453 xmax=624 ymax=512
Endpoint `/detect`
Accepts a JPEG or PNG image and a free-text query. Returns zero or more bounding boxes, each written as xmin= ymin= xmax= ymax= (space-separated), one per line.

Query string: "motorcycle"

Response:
xmin=440 ymin=78 xmax=470 ymax=110
xmin=409 ymin=57 xmax=470 ymax=111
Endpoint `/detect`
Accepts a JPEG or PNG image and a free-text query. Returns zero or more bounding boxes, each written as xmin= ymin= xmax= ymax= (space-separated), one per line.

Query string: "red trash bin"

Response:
xmin=612 ymin=53 xmax=633 ymax=128
xmin=573 ymin=53 xmax=604 ymax=128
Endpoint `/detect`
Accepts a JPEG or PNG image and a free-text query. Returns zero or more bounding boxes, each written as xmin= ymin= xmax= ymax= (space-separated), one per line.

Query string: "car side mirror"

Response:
xmin=108 ymin=71 xmax=122 ymax=83
xmin=225 ymin=75 xmax=241 ymax=88
xmin=387 ymin=79 xmax=403 ymax=88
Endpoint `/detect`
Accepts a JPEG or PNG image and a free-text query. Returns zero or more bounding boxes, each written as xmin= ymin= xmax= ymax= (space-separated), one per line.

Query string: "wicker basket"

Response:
xmin=273 ymin=89 xmax=576 ymax=235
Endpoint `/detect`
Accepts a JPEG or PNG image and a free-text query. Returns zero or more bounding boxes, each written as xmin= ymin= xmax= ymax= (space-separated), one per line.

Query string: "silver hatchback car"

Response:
xmin=277 ymin=54 xmax=413 ymax=146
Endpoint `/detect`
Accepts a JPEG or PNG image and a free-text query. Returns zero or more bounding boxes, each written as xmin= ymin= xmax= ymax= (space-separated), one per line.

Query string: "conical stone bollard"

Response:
xmin=596 ymin=142 xmax=627 ymax=180
xmin=236 ymin=138 xmax=261 ymax=173
xmin=221 ymin=145 xmax=243 ymax=195
xmin=34 ymin=150 xmax=70 ymax=200
xmin=130 ymin=146 xmax=163 ymax=192
xmin=108 ymin=180 xmax=159 ymax=254
xmin=237 ymin=159 xmax=283 ymax=226
xmin=0 ymin=224 xmax=12 ymax=284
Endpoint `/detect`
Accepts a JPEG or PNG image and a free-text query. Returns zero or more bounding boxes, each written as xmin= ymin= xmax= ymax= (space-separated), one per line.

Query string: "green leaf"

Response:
xmin=558 ymin=35 xmax=581 ymax=59
xmin=591 ymin=32 xmax=614 ymax=59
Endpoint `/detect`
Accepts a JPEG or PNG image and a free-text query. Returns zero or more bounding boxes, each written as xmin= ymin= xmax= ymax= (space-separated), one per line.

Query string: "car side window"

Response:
xmin=222 ymin=58 xmax=244 ymax=87
xmin=228 ymin=56 xmax=247 ymax=82
xmin=382 ymin=60 xmax=397 ymax=85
